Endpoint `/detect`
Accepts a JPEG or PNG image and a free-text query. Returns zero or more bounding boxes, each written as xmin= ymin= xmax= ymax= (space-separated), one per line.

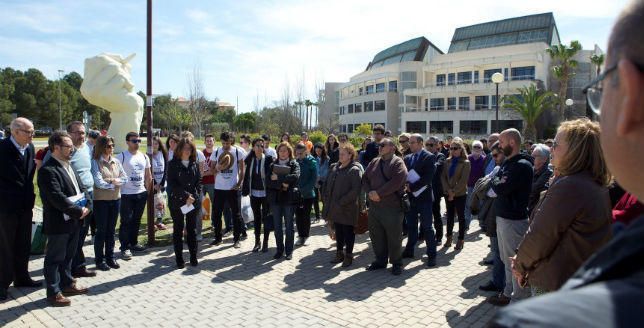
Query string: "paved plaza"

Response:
xmin=1 ymin=209 xmax=499 ymax=327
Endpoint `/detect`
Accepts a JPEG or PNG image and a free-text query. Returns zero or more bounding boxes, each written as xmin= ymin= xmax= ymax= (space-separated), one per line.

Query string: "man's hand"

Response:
xmin=80 ymin=207 xmax=90 ymax=219
xmin=186 ymin=195 xmax=195 ymax=206
xmin=368 ymin=191 xmax=381 ymax=202
xmin=271 ymin=173 xmax=278 ymax=181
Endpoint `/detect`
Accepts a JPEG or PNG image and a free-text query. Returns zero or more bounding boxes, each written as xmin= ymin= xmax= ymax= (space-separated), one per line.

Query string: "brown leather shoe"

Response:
xmin=61 ymin=284 xmax=89 ymax=296
xmin=48 ymin=293 xmax=71 ymax=307
xmin=487 ymin=293 xmax=511 ymax=306
xmin=72 ymin=268 xmax=97 ymax=278
xmin=455 ymin=240 xmax=464 ymax=250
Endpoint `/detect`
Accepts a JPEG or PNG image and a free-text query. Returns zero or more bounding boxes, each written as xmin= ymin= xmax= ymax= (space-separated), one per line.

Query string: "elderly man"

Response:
xmin=527 ymin=144 xmax=553 ymax=216
xmin=492 ymin=2 xmax=644 ymax=326
xmin=483 ymin=133 xmax=500 ymax=176
xmin=0 ymin=118 xmax=41 ymax=301
xmin=363 ymin=138 xmax=408 ymax=275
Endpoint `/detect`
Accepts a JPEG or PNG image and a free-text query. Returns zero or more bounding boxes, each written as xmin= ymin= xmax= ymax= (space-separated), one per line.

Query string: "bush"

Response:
xmin=308 ymin=130 xmax=327 ymax=145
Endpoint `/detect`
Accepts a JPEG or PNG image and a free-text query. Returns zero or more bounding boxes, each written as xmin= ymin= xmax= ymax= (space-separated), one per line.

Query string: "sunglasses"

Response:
xmin=129 ymin=139 xmax=142 ymax=144
xmin=399 ymin=139 xmax=409 ymax=143
xmin=450 ymin=147 xmax=461 ymax=151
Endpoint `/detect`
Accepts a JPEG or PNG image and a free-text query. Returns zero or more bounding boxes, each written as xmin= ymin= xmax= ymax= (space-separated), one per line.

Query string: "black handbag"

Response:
xmin=378 ymin=160 xmax=410 ymax=213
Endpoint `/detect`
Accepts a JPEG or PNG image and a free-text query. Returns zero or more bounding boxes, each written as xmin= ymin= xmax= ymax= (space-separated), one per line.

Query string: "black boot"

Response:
xmin=262 ymin=232 xmax=269 ymax=253
xmin=253 ymin=236 xmax=261 ymax=253
xmin=330 ymin=250 xmax=344 ymax=264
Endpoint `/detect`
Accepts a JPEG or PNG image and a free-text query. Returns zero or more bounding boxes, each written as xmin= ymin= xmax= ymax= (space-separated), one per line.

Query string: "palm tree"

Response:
xmin=304 ymin=99 xmax=312 ymax=130
xmin=293 ymin=100 xmax=303 ymax=124
xmin=503 ymin=84 xmax=556 ymax=140
xmin=590 ymin=53 xmax=605 ymax=75
xmin=546 ymin=40 xmax=582 ymax=121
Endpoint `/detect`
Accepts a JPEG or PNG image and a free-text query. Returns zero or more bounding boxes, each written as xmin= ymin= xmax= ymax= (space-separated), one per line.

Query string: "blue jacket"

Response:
xmin=298 ymin=155 xmax=318 ymax=199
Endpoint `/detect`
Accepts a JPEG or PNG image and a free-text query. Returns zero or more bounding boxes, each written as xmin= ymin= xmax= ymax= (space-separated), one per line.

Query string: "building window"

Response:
xmin=504 ymin=68 xmax=509 ymax=81
xmin=457 ymin=71 xmax=472 ymax=84
xmin=339 ymin=106 xmax=344 ymax=115
xmin=491 ymin=120 xmax=523 ymax=132
xmin=348 ymin=104 xmax=354 ymax=114
xmin=365 ymin=85 xmax=374 ymax=95
xmin=388 ymin=80 xmax=398 ymax=92
xmin=424 ymin=98 xmax=428 ymax=111
xmin=459 ymin=97 xmax=470 ymax=110
xmin=358 ymin=87 xmax=363 ymax=96
xmin=483 ymin=68 xmax=502 ymax=83
xmin=460 ymin=120 xmax=488 ymax=134
xmin=348 ymin=124 xmax=354 ymax=133
xmin=447 ymin=97 xmax=457 ymax=110
xmin=364 ymin=101 xmax=373 ymax=112
xmin=448 ymin=73 xmax=455 ymax=86
xmin=430 ymin=121 xmax=453 ymax=134
xmin=374 ymin=100 xmax=385 ymax=111
xmin=474 ymin=71 xmax=480 ymax=84
xmin=491 ymin=95 xmax=500 ymax=108
xmin=406 ymin=121 xmax=427 ymax=133
xmin=504 ymin=94 xmax=523 ymax=105
xmin=511 ymin=66 xmax=536 ymax=81
xmin=376 ymin=83 xmax=385 ymax=93
xmin=475 ymin=96 xmax=489 ymax=110
xmin=436 ymin=74 xmax=446 ymax=86
xmin=355 ymin=103 xmax=363 ymax=113
xmin=430 ymin=98 xmax=445 ymax=111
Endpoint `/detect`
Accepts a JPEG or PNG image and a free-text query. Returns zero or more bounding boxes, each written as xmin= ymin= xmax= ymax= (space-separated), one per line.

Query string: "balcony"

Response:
xmin=404 ymin=78 xmax=542 ymax=97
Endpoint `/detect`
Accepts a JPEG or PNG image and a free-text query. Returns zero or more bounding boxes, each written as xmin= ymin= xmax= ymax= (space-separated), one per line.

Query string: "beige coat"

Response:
xmin=441 ymin=157 xmax=471 ymax=197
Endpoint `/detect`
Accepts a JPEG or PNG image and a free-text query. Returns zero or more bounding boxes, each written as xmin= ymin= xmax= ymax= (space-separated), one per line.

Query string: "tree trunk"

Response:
xmin=523 ymin=122 xmax=537 ymax=141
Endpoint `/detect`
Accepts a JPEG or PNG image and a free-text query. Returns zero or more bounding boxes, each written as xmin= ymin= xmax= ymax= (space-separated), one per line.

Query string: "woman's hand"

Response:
xmin=271 ymin=173 xmax=278 ymax=181
xmin=186 ymin=195 xmax=195 ymax=206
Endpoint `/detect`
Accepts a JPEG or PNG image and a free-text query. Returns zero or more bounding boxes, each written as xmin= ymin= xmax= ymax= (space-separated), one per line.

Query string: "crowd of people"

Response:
xmin=0 ymin=3 xmax=642 ymax=325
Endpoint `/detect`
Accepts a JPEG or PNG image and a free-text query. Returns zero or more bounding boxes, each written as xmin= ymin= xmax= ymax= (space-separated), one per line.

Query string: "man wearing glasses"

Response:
xmin=0 ymin=118 xmax=41 ymax=301
xmin=118 ymin=132 xmax=152 ymax=260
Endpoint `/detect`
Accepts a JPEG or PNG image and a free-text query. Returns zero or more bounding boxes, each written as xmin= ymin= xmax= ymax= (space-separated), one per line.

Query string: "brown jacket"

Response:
xmin=515 ymin=171 xmax=612 ymax=291
xmin=362 ymin=155 xmax=407 ymax=208
xmin=441 ymin=157 xmax=471 ymax=197
xmin=322 ymin=162 xmax=363 ymax=226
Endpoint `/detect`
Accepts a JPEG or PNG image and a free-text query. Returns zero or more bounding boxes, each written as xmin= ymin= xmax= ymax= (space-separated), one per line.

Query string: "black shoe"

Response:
xmin=261 ymin=238 xmax=269 ymax=253
xmin=190 ymin=256 xmax=198 ymax=267
xmin=273 ymin=252 xmax=283 ymax=260
xmin=482 ymin=259 xmax=494 ymax=266
xmin=72 ymin=267 xmax=97 ymax=278
xmin=401 ymin=250 xmax=414 ymax=259
xmin=176 ymin=262 xmax=185 ymax=269
xmin=0 ymin=289 xmax=8 ymax=301
xmin=366 ymin=262 xmax=386 ymax=271
xmin=285 ymin=254 xmax=292 ymax=260
xmin=252 ymin=241 xmax=261 ymax=253
xmin=210 ymin=238 xmax=222 ymax=246
xmin=233 ymin=241 xmax=241 ymax=249
xmin=14 ymin=279 xmax=42 ymax=288
xmin=96 ymin=262 xmax=111 ymax=271
xmin=479 ymin=282 xmax=503 ymax=292
xmin=132 ymin=244 xmax=147 ymax=252
xmin=106 ymin=260 xmax=120 ymax=269
xmin=391 ymin=265 xmax=402 ymax=276
xmin=241 ymin=233 xmax=248 ymax=241
xmin=427 ymin=257 xmax=437 ymax=267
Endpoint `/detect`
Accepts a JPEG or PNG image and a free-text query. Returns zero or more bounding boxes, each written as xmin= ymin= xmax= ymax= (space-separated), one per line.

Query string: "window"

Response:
xmin=430 ymin=121 xmax=453 ymax=134
xmin=491 ymin=120 xmax=523 ymax=132
xmin=436 ymin=74 xmax=446 ymax=86
xmin=448 ymin=73 xmax=455 ymax=86
xmin=491 ymin=95 xmax=500 ymax=108
xmin=348 ymin=124 xmax=354 ymax=133
xmin=504 ymin=68 xmax=509 ymax=81
xmin=348 ymin=104 xmax=354 ymax=114
xmin=460 ymin=120 xmax=488 ymax=134
xmin=406 ymin=121 xmax=427 ymax=133
xmin=475 ymin=96 xmax=489 ymax=110
xmin=364 ymin=101 xmax=373 ymax=112
xmin=474 ymin=71 xmax=480 ymax=84
xmin=339 ymin=106 xmax=344 ymax=115
xmin=375 ymin=83 xmax=385 ymax=93
xmin=388 ymin=80 xmax=398 ymax=92
xmin=424 ymin=98 xmax=428 ymax=111
xmin=457 ymin=71 xmax=472 ymax=84
xmin=483 ymin=69 xmax=502 ymax=83
xmin=355 ymin=103 xmax=363 ymax=113
xmin=365 ymin=85 xmax=374 ymax=95
xmin=374 ymin=100 xmax=385 ymax=111
xmin=459 ymin=97 xmax=470 ymax=110
xmin=504 ymin=94 xmax=523 ymax=105
xmin=358 ymin=87 xmax=363 ymax=96
xmin=447 ymin=97 xmax=457 ymax=110
xmin=511 ymin=66 xmax=536 ymax=81
xmin=429 ymin=98 xmax=444 ymax=111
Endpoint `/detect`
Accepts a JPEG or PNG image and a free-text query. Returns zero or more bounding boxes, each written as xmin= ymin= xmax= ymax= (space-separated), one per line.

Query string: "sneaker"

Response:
xmin=121 ymin=250 xmax=132 ymax=260
xmin=196 ymin=234 xmax=203 ymax=242
xmin=132 ymin=244 xmax=147 ymax=253
xmin=487 ymin=293 xmax=511 ymax=306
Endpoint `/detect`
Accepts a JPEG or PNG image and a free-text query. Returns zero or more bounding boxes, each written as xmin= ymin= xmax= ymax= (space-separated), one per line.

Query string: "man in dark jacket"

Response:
xmin=402 ymin=134 xmax=437 ymax=267
xmin=0 ymin=118 xmax=41 ymax=301
xmin=528 ymin=144 xmax=553 ymax=216
xmin=362 ymin=124 xmax=385 ymax=165
xmin=488 ymin=128 xmax=533 ymax=306
xmin=426 ymin=137 xmax=446 ymax=244
xmin=492 ymin=2 xmax=644 ymax=326
xmin=38 ymin=131 xmax=91 ymax=306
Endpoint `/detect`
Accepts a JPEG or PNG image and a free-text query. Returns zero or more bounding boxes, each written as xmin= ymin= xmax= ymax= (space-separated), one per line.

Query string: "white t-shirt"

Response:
xmin=210 ymin=146 xmax=243 ymax=190
xmin=264 ymin=146 xmax=277 ymax=159
xmin=151 ymin=151 xmax=165 ymax=186
xmin=120 ymin=151 xmax=151 ymax=195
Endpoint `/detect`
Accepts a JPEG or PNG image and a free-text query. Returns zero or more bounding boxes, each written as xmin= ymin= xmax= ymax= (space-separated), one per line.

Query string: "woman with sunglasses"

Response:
xmin=91 ymin=135 xmax=128 ymax=271
xmin=242 ymin=138 xmax=274 ymax=253
xmin=441 ymin=139 xmax=471 ymax=250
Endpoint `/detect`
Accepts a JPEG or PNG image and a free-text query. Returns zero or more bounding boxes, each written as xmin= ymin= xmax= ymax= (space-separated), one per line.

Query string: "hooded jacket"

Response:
xmin=491 ymin=153 xmax=534 ymax=220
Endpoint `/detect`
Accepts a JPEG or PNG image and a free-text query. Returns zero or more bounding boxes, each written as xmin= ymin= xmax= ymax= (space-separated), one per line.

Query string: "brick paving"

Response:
xmin=1 ymin=207 xmax=499 ymax=327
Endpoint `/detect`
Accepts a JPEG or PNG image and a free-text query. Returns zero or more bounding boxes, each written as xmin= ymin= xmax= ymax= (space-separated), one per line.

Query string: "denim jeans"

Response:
xmin=94 ymin=199 xmax=120 ymax=264
xmin=490 ymin=236 xmax=505 ymax=290
xmin=212 ymin=189 xmax=243 ymax=242
xmin=44 ymin=229 xmax=79 ymax=297
xmin=119 ymin=191 xmax=148 ymax=251
xmin=271 ymin=204 xmax=295 ymax=255
xmin=497 ymin=216 xmax=531 ymax=302
xmin=72 ymin=191 xmax=93 ymax=271
xmin=404 ymin=197 xmax=437 ymax=258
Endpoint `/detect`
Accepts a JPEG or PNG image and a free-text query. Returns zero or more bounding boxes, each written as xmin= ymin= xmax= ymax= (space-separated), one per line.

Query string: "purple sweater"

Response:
xmin=467 ymin=154 xmax=486 ymax=187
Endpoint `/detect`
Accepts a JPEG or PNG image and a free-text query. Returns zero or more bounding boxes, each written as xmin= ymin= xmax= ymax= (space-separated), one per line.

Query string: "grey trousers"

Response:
xmin=496 ymin=216 xmax=531 ymax=302
xmin=368 ymin=204 xmax=404 ymax=266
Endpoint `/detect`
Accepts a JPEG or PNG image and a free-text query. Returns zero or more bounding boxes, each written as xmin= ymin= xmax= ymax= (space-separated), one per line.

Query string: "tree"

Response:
xmin=590 ymin=53 xmax=605 ymax=75
xmin=186 ymin=65 xmax=210 ymax=138
xmin=304 ymin=99 xmax=312 ymax=130
xmin=503 ymin=84 xmax=556 ymax=140
xmin=233 ymin=112 xmax=258 ymax=132
xmin=546 ymin=40 xmax=582 ymax=120
xmin=355 ymin=123 xmax=373 ymax=137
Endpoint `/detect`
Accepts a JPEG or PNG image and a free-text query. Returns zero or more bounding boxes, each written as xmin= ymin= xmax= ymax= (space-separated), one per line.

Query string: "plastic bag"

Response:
xmin=240 ymin=195 xmax=254 ymax=224
xmin=154 ymin=192 xmax=166 ymax=219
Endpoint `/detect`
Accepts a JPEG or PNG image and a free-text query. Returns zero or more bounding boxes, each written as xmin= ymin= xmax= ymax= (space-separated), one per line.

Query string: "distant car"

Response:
xmin=35 ymin=127 xmax=53 ymax=136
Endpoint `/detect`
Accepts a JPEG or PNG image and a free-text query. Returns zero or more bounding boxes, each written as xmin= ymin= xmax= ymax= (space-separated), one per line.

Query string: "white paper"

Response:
xmin=180 ymin=204 xmax=195 ymax=215
xmin=407 ymin=169 xmax=421 ymax=183
xmin=412 ymin=185 xmax=428 ymax=198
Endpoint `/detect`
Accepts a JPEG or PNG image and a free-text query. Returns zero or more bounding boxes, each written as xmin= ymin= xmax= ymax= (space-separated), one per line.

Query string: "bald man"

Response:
xmin=0 ymin=117 xmax=41 ymax=301
xmin=491 ymin=1 xmax=644 ymax=326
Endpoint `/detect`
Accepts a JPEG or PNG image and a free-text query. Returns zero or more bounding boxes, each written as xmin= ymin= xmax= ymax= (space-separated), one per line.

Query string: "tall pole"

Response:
xmin=495 ymin=83 xmax=499 ymax=132
xmin=58 ymin=69 xmax=64 ymax=130
xmin=146 ymin=0 xmax=155 ymax=246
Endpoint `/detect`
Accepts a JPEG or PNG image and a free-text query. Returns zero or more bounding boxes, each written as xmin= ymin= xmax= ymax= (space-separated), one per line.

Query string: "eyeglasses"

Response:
xmin=19 ymin=129 xmax=35 ymax=136
xmin=129 ymin=139 xmax=142 ymax=144
xmin=473 ymin=146 xmax=482 ymax=150
xmin=60 ymin=144 xmax=75 ymax=151
xmin=70 ymin=130 xmax=86 ymax=135
xmin=450 ymin=147 xmax=461 ymax=151
xmin=398 ymin=139 xmax=409 ymax=143
xmin=583 ymin=62 xmax=644 ymax=115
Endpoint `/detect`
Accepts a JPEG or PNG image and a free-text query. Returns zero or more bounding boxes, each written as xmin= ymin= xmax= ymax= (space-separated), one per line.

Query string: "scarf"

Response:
xmin=449 ymin=156 xmax=460 ymax=178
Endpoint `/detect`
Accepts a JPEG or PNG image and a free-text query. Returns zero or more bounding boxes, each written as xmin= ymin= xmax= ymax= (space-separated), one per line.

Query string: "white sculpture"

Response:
xmin=80 ymin=53 xmax=144 ymax=153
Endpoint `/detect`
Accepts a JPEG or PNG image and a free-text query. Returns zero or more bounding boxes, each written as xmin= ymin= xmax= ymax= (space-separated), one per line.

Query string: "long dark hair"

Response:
xmin=166 ymin=133 xmax=180 ymax=152
xmin=313 ymin=143 xmax=328 ymax=164
xmin=93 ymin=135 xmax=115 ymax=160
xmin=325 ymin=134 xmax=339 ymax=153
xmin=175 ymin=137 xmax=197 ymax=162
xmin=152 ymin=135 xmax=168 ymax=163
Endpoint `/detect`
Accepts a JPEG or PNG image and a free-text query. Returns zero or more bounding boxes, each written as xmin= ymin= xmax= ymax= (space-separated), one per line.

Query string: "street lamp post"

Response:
xmin=58 ymin=69 xmax=64 ymax=130
xmin=491 ymin=72 xmax=504 ymax=132
xmin=565 ymin=98 xmax=574 ymax=117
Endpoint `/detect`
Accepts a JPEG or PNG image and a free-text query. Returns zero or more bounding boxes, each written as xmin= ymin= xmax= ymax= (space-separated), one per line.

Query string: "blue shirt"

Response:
xmin=484 ymin=157 xmax=497 ymax=175
xmin=70 ymin=144 xmax=94 ymax=192
xmin=10 ymin=136 xmax=27 ymax=157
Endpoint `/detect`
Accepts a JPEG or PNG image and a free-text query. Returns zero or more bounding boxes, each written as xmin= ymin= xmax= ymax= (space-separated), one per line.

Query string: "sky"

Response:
xmin=0 ymin=0 xmax=628 ymax=114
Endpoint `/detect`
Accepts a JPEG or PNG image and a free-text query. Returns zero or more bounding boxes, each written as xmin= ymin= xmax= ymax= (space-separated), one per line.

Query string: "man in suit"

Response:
xmin=402 ymin=134 xmax=438 ymax=267
xmin=38 ymin=131 xmax=91 ymax=306
xmin=425 ymin=136 xmax=446 ymax=245
xmin=0 ymin=117 xmax=40 ymax=301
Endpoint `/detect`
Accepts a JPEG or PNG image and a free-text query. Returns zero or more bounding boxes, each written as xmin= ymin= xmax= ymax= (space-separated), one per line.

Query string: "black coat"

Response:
xmin=0 ymin=138 xmax=36 ymax=211
xmin=528 ymin=165 xmax=553 ymax=216
xmin=491 ymin=153 xmax=534 ymax=220
xmin=38 ymin=157 xmax=91 ymax=235
xmin=266 ymin=159 xmax=300 ymax=205
xmin=403 ymin=149 xmax=436 ymax=201
xmin=242 ymin=153 xmax=274 ymax=196
xmin=432 ymin=152 xmax=446 ymax=199
xmin=167 ymin=158 xmax=202 ymax=211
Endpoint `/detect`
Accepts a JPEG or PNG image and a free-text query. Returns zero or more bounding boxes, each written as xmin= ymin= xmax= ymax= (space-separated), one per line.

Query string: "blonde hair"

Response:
xmin=557 ymin=118 xmax=610 ymax=186
xmin=338 ymin=143 xmax=357 ymax=162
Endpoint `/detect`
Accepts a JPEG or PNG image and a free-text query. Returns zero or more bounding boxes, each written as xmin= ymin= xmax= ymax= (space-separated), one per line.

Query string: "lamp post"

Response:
xmin=565 ymin=98 xmax=574 ymax=117
xmin=491 ymin=72 xmax=504 ymax=132
xmin=145 ymin=0 xmax=155 ymax=245
xmin=58 ymin=69 xmax=65 ymax=130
